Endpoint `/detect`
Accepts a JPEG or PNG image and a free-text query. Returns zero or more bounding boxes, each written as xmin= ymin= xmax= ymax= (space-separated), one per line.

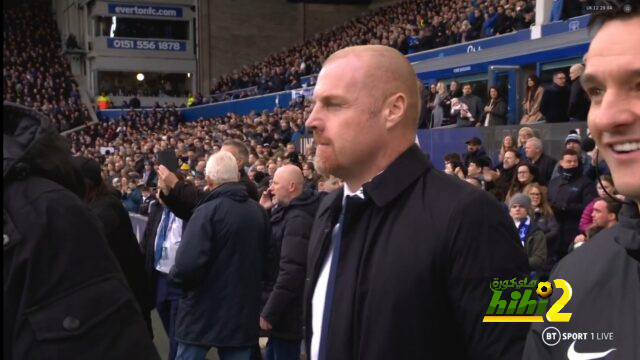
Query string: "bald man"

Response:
xmin=568 ymin=63 xmax=590 ymax=122
xmin=259 ymin=165 xmax=320 ymax=360
xmin=304 ymin=45 xmax=529 ymax=360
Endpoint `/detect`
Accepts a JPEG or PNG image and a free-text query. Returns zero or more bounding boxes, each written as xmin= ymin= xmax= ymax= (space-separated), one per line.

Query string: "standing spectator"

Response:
xmin=470 ymin=9 xmax=485 ymax=39
xmin=304 ymin=45 xmax=528 ymax=360
xmin=121 ymin=176 xmax=143 ymax=213
xmin=457 ymin=83 xmax=484 ymax=127
xmin=494 ymin=6 xmax=513 ymax=34
xmin=547 ymin=149 xmax=597 ymax=260
xmin=568 ymin=64 xmax=590 ymax=122
xmin=508 ymin=193 xmax=547 ymax=273
xmin=524 ymin=137 xmax=557 ymax=185
xmin=482 ymin=86 xmax=508 ymax=126
xmin=141 ymin=189 xmax=184 ymax=360
xmin=540 ymin=71 xmax=570 ymax=123
xmin=302 ymin=161 xmax=318 ymax=191
xmin=259 ymin=165 xmax=320 ymax=360
xmin=573 ymin=198 xmax=622 ymax=252
xmin=520 ymin=75 xmax=544 ymax=124
xmin=431 ymin=81 xmax=450 ymax=127
xmin=4 ymin=102 xmax=159 ymax=359
xmin=449 ymin=80 xmax=463 ymax=98
xmin=170 ymin=151 xmax=269 ymax=359
xmin=72 ymin=156 xmax=154 ymax=335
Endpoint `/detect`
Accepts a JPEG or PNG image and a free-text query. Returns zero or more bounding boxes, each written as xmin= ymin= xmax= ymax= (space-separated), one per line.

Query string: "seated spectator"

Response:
xmin=551 ymin=132 xmax=592 ymax=179
xmin=571 ymin=198 xmax=622 ymax=252
xmin=524 ymin=137 xmax=557 ymax=184
xmin=509 ymin=193 xmax=547 ymax=274
xmin=506 ymin=163 xmax=542 ymax=204
xmin=578 ymin=175 xmax=620 ymax=234
xmin=444 ymin=152 xmax=467 ymax=179
xmin=517 ymin=126 xmax=536 ymax=159
xmin=482 ymin=86 xmax=507 ymax=126
xmin=498 ymin=134 xmax=517 ymax=163
xmin=523 ymin=182 xmax=559 ymax=279
xmin=521 ymin=75 xmax=544 ymax=124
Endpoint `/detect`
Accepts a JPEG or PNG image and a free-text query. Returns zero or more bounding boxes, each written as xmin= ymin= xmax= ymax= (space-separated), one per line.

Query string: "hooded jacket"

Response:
xmin=3 ymin=102 xmax=159 ymax=359
xmin=262 ymin=189 xmax=320 ymax=340
xmin=524 ymin=202 xmax=640 ymax=359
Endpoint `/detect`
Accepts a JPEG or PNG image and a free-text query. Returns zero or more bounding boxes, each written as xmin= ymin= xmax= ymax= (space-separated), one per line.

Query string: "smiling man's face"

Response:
xmin=583 ymin=17 xmax=640 ymax=202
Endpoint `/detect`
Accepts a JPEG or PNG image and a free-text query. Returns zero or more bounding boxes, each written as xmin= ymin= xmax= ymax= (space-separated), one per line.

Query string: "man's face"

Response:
xmin=503 ymin=151 xmax=518 ymax=169
xmin=553 ymin=73 xmax=567 ymax=87
xmin=269 ymin=170 xmax=291 ymax=206
xmin=510 ymin=204 xmax=528 ymax=221
xmin=467 ymin=143 xmax=479 ymax=153
xmin=517 ymin=165 xmax=532 ymax=183
xmin=561 ymin=154 xmax=579 ymax=169
xmin=287 ymin=144 xmax=295 ymax=153
xmin=305 ymin=56 xmax=386 ymax=178
xmin=467 ymin=162 xmax=481 ymax=177
xmin=584 ymin=17 xmax=640 ymax=202
xmin=591 ymin=200 xmax=612 ymax=227
xmin=463 ymin=85 xmax=472 ymax=96
xmin=524 ymin=141 xmax=539 ymax=159
xmin=566 ymin=141 xmax=581 ymax=153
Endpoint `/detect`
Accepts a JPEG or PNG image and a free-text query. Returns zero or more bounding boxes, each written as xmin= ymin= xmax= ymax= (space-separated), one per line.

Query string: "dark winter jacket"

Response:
xmin=304 ymin=145 xmax=530 ymax=360
xmin=170 ymin=182 xmax=269 ymax=347
xmin=484 ymin=97 xmax=508 ymax=126
xmin=262 ymin=189 xmax=320 ymax=340
xmin=568 ymin=77 xmax=590 ymax=121
xmin=89 ymin=193 xmax=153 ymax=334
xmin=529 ymin=152 xmax=558 ymax=185
xmin=523 ymin=202 xmax=640 ymax=359
xmin=160 ymin=169 xmax=259 ymax=222
xmin=521 ymin=221 xmax=547 ymax=271
xmin=547 ymin=171 xmax=598 ymax=258
xmin=3 ymin=102 xmax=159 ymax=360
xmin=540 ymin=83 xmax=570 ymax=123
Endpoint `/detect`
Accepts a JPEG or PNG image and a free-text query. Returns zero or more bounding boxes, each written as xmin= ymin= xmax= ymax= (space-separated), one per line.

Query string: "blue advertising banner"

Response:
xmin=106 ymin=38 xmax=187 ymax=51
xmin=407 ymin=29 xmax=532 ymax=63
xmin=107 ymin=3 xmax=183 ymax=17
xmin=541 ymin=15 xmax=590 ymax=36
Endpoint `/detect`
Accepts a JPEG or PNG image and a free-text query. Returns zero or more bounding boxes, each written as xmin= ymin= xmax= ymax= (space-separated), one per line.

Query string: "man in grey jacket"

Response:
xmin=456 ymin=83 xmax=484 ymax=127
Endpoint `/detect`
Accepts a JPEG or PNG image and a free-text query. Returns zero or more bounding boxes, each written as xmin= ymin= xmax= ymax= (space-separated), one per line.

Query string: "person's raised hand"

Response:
xmin=157 ymin=165 xmax=179 ymax=189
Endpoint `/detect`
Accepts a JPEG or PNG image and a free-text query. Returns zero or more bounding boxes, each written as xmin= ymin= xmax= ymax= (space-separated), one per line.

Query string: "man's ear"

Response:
xmin=382 ymin=92 xmax=407 ymax=130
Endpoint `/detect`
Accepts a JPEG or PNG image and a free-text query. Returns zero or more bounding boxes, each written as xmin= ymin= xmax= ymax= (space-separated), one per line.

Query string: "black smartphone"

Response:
xmin=157 ymin=150 xmax=179 ymax=173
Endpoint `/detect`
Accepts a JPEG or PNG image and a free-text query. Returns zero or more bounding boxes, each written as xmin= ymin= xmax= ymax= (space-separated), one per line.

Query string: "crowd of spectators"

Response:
xmin=69 ymin=99 xmax=316 ymax=214
xmin=444 ymin=128 xmax=619 ymax=278
xmin=209 ymin=0 xmax=541 ymax=100
xmin=3 ymin=1 xmax=91 ymax=132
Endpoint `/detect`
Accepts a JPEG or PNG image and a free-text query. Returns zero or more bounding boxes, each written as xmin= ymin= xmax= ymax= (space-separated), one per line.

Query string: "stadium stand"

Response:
xmin=3 ymin=1 xmax=92 ymax=132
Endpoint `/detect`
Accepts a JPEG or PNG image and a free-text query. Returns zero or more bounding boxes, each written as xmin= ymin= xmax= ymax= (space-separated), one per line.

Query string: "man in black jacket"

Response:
xmin=157 ymin=139 xmax=259 ymax=221
xmin=170 ymin=150 xmax=269 ymax=359
xmin=540 ymin=71 xmax=570 ymax=123
xmin=525 ymin=137 xmax=557 ymax=185
xmin=259 ymin=165 xmax=320 ymax=360
xmin=547 ymin=149 xmax=597 ymax=261
xmin=3 ymin=102 xmax=159 ymax=359
xmin=524 ymin=10 xmax=640 ymax=358
xmin=568 ymin=64 xmax=590 ymax=122
xmin=303 ymin=45 xmax=529 ymax=360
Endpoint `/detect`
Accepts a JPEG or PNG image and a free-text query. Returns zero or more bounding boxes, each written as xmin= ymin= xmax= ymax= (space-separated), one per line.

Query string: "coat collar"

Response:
xmin=364 ymin=144 xmax=431 ymax=208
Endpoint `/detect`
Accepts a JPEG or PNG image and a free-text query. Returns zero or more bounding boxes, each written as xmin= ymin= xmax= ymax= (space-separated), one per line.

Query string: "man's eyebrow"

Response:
xmin=580 ymin=73 xmax=601 ymax=88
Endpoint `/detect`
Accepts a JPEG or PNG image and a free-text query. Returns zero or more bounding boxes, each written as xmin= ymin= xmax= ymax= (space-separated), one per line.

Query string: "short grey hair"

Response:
xmin=527 ymin=137 xmax=543 ymax=150
xmin=205 ymin=150 xmax=238 ymax=185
